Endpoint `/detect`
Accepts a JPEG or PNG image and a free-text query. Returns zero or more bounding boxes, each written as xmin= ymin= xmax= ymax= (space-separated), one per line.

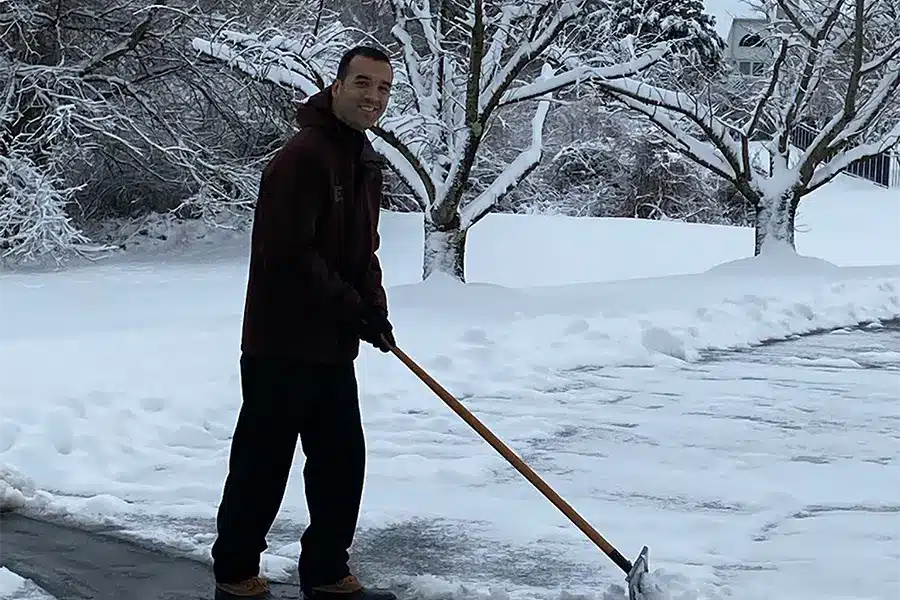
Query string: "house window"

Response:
xmin=738 ymin=61 xmax=767 ymax=76
xmin=739 ymin=33 xmax=763 ymax=47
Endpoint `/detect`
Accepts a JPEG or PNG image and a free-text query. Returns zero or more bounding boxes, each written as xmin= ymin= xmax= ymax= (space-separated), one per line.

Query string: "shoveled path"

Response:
xmin=0 ymin=512 xmax=303 ymax=600
xmin=0 ymin=511 xmax=476 ymax=600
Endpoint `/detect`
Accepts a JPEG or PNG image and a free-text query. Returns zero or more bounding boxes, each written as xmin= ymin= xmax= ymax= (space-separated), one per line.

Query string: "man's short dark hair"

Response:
xmin=336 ymin=46 xmax=392 ymax=81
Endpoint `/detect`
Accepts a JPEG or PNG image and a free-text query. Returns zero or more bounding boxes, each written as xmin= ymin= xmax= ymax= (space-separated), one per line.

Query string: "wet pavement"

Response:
xmin=0 ymin=513 xmax=449 ymax=600
xmin=0 ymin=513 xmax=213 ymax=600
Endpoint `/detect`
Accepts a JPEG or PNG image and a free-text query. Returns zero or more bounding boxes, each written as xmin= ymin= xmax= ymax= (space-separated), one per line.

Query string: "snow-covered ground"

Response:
xmin=1 ymin=176 xmax=899 ymax=600
xmin=0 ymin=569 xmax=55 ymax=600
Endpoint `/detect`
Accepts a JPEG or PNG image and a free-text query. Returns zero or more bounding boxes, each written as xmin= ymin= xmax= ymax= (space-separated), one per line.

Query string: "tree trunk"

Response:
xmin=423 ymin=216 xmax=467 ymax=282
xmin=754 ymin=190 xmax=799 ymax=255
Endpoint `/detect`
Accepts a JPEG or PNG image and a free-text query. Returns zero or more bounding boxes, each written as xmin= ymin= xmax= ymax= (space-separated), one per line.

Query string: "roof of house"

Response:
xmin=705 ymin=0 xmax=767 ymax=38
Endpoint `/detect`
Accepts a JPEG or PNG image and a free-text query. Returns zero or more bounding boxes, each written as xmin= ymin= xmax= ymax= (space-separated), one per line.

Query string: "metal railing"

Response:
xmin=789 ymin=123 xmax=896 ymax=188
xmin=891 ymin=152 xmax=900 ymax=189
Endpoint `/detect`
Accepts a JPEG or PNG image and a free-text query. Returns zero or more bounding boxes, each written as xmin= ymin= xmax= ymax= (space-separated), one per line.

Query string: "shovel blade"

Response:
xmin=626 ymin=546 xmax=650 ymax=600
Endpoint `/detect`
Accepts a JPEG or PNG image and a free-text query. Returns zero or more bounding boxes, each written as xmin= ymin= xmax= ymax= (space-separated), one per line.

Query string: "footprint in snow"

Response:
xmin=139 ymin=396 xmax=167 ymax=413
xmin=459 ymin=327 xmax=493 ymax=346
xmin=563 ymin=318 xmax=590 ymax=335
xmin=428 ymin=355 xmax=454 ymax=371
xmin=44 ymin=411 xmax=75 ymax=455
xmin=86 ymin=390 xmax=114 ymax=407
xmin=0 ymin=421 xmax=21 ymax=452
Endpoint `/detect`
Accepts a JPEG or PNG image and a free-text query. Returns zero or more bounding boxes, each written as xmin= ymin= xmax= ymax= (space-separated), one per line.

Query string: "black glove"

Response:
xmin=357 ymin=305 xmax=395 ymax=352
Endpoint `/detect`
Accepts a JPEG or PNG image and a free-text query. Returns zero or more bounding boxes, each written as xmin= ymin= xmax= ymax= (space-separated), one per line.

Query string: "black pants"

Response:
xmin=211 ymin=355 xmax=366 ymax=589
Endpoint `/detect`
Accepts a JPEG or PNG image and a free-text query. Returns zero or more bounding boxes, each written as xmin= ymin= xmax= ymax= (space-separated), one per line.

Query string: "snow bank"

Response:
xmin=361 ymin=264 xmax=899 ymax=448
xmin=792 ymin=177 xmax=900 ymax=268
xmin=0 ymin=568 xmax=55 ymax=600
xmin=375 ymin=175 xmax=900 ymax=287
xmin=379 ymin=211 xmax=782 ymax=287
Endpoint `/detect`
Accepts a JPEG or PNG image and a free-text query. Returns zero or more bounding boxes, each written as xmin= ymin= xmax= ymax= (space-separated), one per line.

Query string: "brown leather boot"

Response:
xmin=215 ymin=575 xmax=272 ymax=599
xmin=303 ymin=575 xmax=396 ymax=600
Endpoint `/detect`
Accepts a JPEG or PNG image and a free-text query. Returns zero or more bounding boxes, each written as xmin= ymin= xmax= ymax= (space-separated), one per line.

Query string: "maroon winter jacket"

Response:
xmin=240 ymin=88 xmax=388 ymax=362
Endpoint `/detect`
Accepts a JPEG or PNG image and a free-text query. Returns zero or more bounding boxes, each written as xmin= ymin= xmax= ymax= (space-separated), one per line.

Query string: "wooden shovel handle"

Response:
xmin=389 ymin=344 xmax=634 ymax=574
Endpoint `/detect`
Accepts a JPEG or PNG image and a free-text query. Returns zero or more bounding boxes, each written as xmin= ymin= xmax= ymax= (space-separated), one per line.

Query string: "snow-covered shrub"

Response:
xmin=542 ymin=138 xmax=634 ymax=217
xmin=0 ymin=152 xmax=106 ymax=265
xmin=498 ymin=105 xmax=753 ymax=225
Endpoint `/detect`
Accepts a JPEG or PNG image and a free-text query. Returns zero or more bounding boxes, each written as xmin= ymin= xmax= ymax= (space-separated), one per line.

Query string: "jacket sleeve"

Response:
xmin=359 ymin=226 xmax=388 ymax=315
xmin=254 ymin=135 xmax=363 ymax=323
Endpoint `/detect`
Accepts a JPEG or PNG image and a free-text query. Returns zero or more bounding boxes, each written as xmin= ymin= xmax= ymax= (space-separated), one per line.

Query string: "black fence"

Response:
xmin=790 ymin=123 xmax=897 ymax=188
xmin=892 ymin=153 xmax=900 ymax=189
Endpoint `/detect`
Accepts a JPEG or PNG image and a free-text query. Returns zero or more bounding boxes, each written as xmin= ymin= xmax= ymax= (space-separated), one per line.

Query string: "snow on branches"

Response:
xmin=592 ymin=0 xmax=900 ymax=254
xmin=2 ymin=0 xmax=287 ymax=263
xmin=0 ymin=152 xmax=109 ymax=265
xmin=0 ymin=0 xmax=161 ymax=262
xmin=193 ymin=0 xmax=671 ymax=281
xmin=190 ymin=20 xmax=357 ymax=97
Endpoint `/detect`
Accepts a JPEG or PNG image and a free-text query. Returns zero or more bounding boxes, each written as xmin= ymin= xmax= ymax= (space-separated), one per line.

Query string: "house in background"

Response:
xmin=723 ymin=16 xmax=771 ymax=76
xmin=722 ymin=4 xmax=787 ymax=77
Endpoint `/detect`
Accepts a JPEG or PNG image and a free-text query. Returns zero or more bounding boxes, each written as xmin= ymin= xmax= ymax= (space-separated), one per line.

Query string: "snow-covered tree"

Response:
xmin=193 ymin=0 xmax=677 ymax=281
xmin=591 ymin=0 xmax=900 ymax=255
xmin=607 ymin=0 xmax=725 ymax=75
xmin=0 ymin=0 xmax=165 ymax=260
xmin=1 ymin=0 xmax=310 ymax=262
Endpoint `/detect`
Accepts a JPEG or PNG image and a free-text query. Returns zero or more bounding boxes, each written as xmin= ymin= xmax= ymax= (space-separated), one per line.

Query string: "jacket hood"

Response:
xmin=295 ymin=88 xmax=337 ymax=129
xmin=295 ymin=88 xmax=383 ymax=165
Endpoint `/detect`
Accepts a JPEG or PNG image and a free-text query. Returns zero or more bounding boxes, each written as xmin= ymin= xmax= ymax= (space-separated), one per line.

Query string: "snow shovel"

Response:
xmin=388 ymin=343 xmax=651 ymax=600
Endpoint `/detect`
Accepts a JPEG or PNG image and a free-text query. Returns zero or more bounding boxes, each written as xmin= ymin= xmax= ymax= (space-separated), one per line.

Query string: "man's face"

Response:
xmin=332 ymin=55 xmax=393 ymax=131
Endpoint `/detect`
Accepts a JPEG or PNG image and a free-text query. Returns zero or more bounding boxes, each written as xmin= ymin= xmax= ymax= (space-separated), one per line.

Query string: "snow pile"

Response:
xmin=614 ymin=570 xmax=727 ymax=600
xmin=704 ymin=238 xmax=840 ymax=275
xmin=378 ymin=260 xmax=898 ymax=392
xmin=378 ymin=570 xmax=727 ymax=600
xmin=0 ymin=465 xmax=45 ymax=512
xmin=0 ymin=568 xmax=55 ymax=600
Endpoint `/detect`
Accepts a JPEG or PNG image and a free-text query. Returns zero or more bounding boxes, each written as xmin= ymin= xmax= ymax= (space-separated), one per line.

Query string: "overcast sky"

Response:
xmin=704 ymin=0 xmax=763 ymax=38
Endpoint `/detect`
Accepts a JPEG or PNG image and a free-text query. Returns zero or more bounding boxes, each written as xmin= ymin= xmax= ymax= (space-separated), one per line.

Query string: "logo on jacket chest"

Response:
xmin=332 ymin=183 xmax=344 ymax=204
xmin=331 ymin=167 xmax=378 ymax=206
